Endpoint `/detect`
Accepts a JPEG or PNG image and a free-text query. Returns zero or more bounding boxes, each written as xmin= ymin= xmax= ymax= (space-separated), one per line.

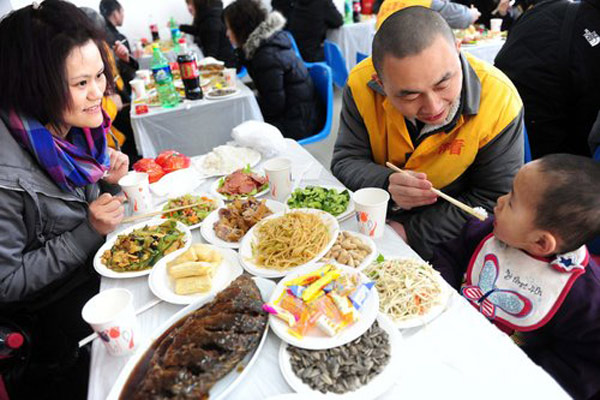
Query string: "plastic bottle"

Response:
xmin=177 ymin=38 xmax=203 ymax=100
xmin=353 ymin=0 xmax=362 ymax=23
xmin=149 ymin=15 xmax=160 ymax=42
xmin=0 ymin=323 xmax=26 ymax=372
xmin=344 ymin=0 xmax=353 ymax=24
xmin=150 ymin=44 xmax=180 ymax=108
xmin=169 ymin=17 xmax=180 ymax=44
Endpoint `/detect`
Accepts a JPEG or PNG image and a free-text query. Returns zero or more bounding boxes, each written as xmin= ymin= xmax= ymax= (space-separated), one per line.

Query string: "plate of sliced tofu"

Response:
xmin=148 ymin=243 xmax=243 ymax=305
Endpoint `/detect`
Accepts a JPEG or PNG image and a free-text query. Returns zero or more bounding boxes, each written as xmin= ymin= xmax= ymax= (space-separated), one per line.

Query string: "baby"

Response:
xmin=432 ymin=154 xmax=600 ymax=400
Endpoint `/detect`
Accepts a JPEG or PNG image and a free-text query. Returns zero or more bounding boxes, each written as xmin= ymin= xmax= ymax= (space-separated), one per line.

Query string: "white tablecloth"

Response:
xmin=327 ymin=19 xmax=377 ymax=73
xmin=130 ymin=82 xmax=263 ymax=158
xmin=88 ymin=140 xmax=568 ymax=400
xmin=461 ymin=39 xmax=506 ymax=65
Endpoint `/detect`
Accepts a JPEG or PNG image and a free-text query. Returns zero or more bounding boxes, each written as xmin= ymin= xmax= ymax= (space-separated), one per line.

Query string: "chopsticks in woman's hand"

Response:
xmin=121 ymin=201 xmax=206 ymax=224
xmin=385 ymin=162 xmax=488 ymax=221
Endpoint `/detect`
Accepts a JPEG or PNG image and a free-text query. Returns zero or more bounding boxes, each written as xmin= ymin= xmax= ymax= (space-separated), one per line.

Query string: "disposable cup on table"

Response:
xmin=490 ymin=18 xmax=503 ymax=32
xmin=118 ymin=171 xmax=153 ymax=214
xmin=135 ymin=69 xmax=152 ymax=86
xmin=353 ymin=187 xmax=389 ymax=238
xmin=81 ymin=288 xmax=140 ymax=357
xmin=263 ymin=157 xmax=292 ymax=202
xmin=223 ymin=68 xmax=237 ymax=89
xmin=129 ymin=79 xmax=147 ymax=99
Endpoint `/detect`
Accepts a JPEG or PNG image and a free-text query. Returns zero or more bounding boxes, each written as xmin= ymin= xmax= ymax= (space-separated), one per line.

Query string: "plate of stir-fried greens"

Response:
xmin=94 ymin=219 xmax=192 ymax=278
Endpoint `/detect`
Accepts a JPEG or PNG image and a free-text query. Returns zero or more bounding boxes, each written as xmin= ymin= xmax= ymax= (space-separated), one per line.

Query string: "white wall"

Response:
xmin=9 ymin=0 xmax=194 ymax=42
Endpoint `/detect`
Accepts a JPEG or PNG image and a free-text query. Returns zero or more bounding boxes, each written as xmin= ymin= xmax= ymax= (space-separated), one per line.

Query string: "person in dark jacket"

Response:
xmin=454 ymin=0 xmax=516 ymax=30
xmin=495 ymin=0 xmax=600 ymax=159
xmin=287 ymin=0 xmax=343 ymax=62
xmin=0 ymin=1 xmax=128 ymax=398
xmin=272 ymin=0 xmax=294 ymax=26
xmin=99 ymin=0 xmax=139 ymax=96
xmin=181 ymin=0 xmax=236 ymax=67
xmin=431 ymin=154 xmax=600 ymax=400
xmin=224 ymin=0 xmax=323 ymax=141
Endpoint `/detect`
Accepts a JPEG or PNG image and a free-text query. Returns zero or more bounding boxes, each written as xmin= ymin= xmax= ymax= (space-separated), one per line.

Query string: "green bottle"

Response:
xmin=150 ymin=44 xmax=179 ymax=108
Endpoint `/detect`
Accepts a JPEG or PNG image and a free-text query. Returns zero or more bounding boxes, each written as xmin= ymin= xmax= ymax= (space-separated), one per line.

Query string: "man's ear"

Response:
xmin=532 ymin=231 xmax=558 ymax=257
xmin=455 ymin=38 xmax=462 ymax=52
xmin=372 ymin=72 xmax=383 ymax=88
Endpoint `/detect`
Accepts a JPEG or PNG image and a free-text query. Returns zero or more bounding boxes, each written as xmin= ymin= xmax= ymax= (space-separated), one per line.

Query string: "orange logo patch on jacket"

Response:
xmin=438 ymin=139 xmax=465 ymax=155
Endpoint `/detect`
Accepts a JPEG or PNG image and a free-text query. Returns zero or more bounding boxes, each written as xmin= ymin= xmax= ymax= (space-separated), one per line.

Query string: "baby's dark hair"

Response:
xmin=535 ymin=154 xmax=600 ymax=253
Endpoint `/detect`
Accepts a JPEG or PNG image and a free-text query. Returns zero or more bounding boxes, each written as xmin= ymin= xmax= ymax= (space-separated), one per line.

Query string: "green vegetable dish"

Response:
xmin=287 ymin=186 xmax=350 ymax=216
xmin=101 ymin=220 xmax=186 ymax=272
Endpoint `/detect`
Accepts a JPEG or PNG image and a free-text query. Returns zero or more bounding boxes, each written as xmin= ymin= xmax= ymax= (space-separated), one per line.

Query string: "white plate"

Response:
xmin=200 ymin=199 xmax=288 ymax=249
xmin=156 ymin=193 xmax=224 ymax=230
xmin=148 ymin=246 xmax=243 ymax=305
xmin=149 ymin=167 xmax=206 ymax=198
xmin=211 ymin=171 xmax=269 ymax=201
xmin=279 ymin=313 xmax=403 ymax=399
xmin=268 ymin=263 xmax=379 ymax=349
xmin=320 ymin=230 xmax=377 ymax=271
xmin=191 ymin=146 xmax=261 ymax=178
xmin=106 ymin=277 xmax=275 ymax=400
xmin=205 ymin=88 xmax=241 ymax=100
xmin=285 ymin=184 xmax=355 ymax=222
xmin=239 ymin=209 xmax=340 ymax=279
xmin=93 ymin=219 xmax=192 ymax=279
xmin=393 ymin=272 xmax=452 ymax=329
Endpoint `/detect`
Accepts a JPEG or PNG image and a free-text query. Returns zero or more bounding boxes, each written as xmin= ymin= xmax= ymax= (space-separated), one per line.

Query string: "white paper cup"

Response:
xmin=263 ymin=157 xmax=292 ymax=202
xmin=353 ymin=188 xmax=390 ymax=238
xmin=129 ymin=79 xmax=147 ymax=100
xmin=223 ymin=68 xmax=237 ymax=89
xmin=118 ymin=171 xmax=153 ymax=214
xmin=81 ymin=288 xmax=139 ymax=357
xmin=135 ymin=69 xmax=152 ymax=86
xmin=490 ymin=18 xmax=503 ymax=32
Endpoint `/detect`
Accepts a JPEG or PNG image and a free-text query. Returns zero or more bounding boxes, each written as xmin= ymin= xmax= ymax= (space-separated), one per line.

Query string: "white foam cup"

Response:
xmin=263 ymin=157 xmax=292 ymax=202
xmin=118 ymin=171 xmax=153 ymax=214
xmin=352 ymin=188 xmax=390 ymax=238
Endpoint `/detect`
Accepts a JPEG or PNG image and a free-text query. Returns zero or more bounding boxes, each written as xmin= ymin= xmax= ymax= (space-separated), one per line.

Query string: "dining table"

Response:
xmin=327 ymin=18 xmax=377 ymax=72
xmin=87 ymin=139 xmax=569 ymax=400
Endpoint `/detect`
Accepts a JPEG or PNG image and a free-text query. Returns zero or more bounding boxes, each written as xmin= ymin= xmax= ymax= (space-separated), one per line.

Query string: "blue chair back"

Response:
xmin=236 ymin=66 xmax=248 ymax=79
xmin=523 ymin=124 xmax=532 ymax=163
xmin=324 ymin=40 xmax=349 ymax=89
xmin=298 ymin=63 xmax=334 ymax=145
xmin=356 ymin=51 xmax=368 ymax=64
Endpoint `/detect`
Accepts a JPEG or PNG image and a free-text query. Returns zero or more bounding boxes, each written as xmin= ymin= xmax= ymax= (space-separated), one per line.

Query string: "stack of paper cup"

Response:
xmin=129 ymin=79 xmax=147 ymax=100
xmin=223 ymin=68 xmax=237 ymax=89
xmin=263 ymin=157 xmax=292 ymax=202
xmin=352 ymin=188 xmax=390 ymax=238
xmin=81 ymin=288 xmax=139 ymax=356
xmin=118 ymin=171 xmax=153 ymax=214
xmin=490 ymin=18 xmax=503 ymax=33
xmin=135 ymin=69 xmax=152 ymax=86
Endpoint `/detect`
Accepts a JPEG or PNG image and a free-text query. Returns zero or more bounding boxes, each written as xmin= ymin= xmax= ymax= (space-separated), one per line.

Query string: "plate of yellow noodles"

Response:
xmin=238 ymin=209 xmax=339 ymax=279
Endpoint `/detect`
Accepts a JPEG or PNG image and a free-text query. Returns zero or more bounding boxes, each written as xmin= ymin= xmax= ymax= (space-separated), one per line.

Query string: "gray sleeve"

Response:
xmin=431 ymin=0 xmax=472 ymax=29
xmin=0 ymin=189 xmax=104 ymax=303
xmin=403 ymin=110 xmax=525 ymax=259
xmin=331 ymin=85 xmax=394 ymax=191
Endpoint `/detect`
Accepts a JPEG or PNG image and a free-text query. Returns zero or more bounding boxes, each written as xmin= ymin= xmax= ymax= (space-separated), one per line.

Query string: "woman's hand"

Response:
xmin=114 ymin=40 xmax=130 ymax=63
xmin=88 ymin=193 xmax=125 ymax=235
xmin=103 ymin=148 xmax=129 ymax=185
xmin=388 ymin=170 xmax=437 ymax=210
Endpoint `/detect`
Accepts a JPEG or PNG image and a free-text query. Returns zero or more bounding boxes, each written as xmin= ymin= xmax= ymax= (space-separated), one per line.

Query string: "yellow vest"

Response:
xmin=347 ymin=54 xmax=522 ymax=189
xmin=376 ymin=0 xmax=433 ymax=29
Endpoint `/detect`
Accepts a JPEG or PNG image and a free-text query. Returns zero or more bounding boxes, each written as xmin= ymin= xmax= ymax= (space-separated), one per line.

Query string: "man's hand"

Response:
xmin=388 ymin=170 xmax=437 ymax=210
xmin=88 ymin=193 xmax=125 ymax=235
xmin=469 ymin=5 xmax=481 ymax=23
xmin=103 ymin=148 xmax=129 ymax=185
xmin=114 ymin=40 xmax=130 ymax=63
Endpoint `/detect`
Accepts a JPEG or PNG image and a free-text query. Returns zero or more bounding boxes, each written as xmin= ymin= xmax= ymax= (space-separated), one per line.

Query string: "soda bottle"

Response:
xmin=172 ymin=28 xmax=182 ymax=52
xmin=177 ymin=39 xmax=203 ymax=100
xmin=150 ymin=44 xmax=180 ymax=108
xmin=0 ymin=322 xmax=27 ymax=373
xmin=150 ymin=23 xmax=160 ymax=42
xmin=344 ymin=0 xmax=353 ymax=24
xmin=353 ymin=0 xmax=361 ymax=23
xmin=169 ymin=17 xmax=179 ymax=43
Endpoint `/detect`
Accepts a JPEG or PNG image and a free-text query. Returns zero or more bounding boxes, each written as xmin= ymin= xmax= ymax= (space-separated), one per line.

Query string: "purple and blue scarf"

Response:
xmin=2 ymin=110 xmax=111 ymax=192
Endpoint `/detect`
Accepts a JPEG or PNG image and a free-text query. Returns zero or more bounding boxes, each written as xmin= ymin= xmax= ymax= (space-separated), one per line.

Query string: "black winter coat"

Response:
xmin=180 ymin=2 xmax=236 ymax=68
xmin=240 ymin=13 xmax=323 ymax=141
xmin=495 ymin=0 xmax=600 ymax=158
xmin=288 ymin=0 xmax=344 ymax=62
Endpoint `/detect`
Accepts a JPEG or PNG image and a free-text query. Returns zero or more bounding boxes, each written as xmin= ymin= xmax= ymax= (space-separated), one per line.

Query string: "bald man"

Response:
xmin=331 ymin=7 xmax=524 ymax=258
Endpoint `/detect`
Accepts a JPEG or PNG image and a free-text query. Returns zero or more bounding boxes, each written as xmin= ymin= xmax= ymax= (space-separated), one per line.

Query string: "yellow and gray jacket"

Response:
xmin=331 ymin=53 xmax=524 ymax=258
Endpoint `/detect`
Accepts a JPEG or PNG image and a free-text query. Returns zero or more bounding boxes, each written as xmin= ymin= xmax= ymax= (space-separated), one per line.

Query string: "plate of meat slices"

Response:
xmin=201 ymin=197 xmax=287 ymax=249
xmin=107 ymin=275 xmax=275 ymax=400
xmin=211 ymin=165 xmax=269 ymax=201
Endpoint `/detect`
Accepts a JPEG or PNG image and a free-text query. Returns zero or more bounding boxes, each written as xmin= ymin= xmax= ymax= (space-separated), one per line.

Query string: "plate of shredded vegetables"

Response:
xmin=158 ymin=193 xmax=223 ymax=229
xmin=286 ymin=185 xmax=353 ymax=221
xmin=363 ymin=257 xmax=450 ymax=329
xmin=94 ymin=219 xmax=192 ymax=279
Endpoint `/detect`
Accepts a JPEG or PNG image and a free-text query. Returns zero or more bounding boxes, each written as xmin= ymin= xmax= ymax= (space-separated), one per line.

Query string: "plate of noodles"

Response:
xmin=363 ymin=257 xmax=451 ymax=329
xmin=238 ymin=209 xmax=340 ymax=279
